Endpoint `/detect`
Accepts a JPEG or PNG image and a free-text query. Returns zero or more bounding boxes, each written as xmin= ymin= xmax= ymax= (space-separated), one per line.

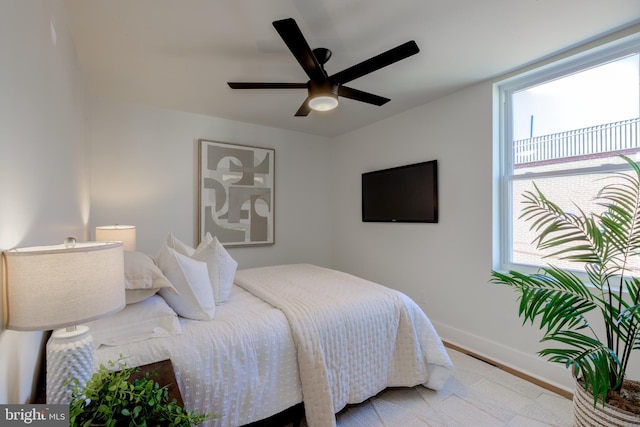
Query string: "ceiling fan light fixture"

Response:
xmin=309 ymin=94 xmax=339 ymax=111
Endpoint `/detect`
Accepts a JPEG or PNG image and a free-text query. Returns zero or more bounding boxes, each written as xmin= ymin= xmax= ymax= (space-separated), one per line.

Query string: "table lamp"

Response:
xmin=95 ymin=225 xmax=136 ymax=251
xmin=2 ymin=240 xmax=125 ymax=404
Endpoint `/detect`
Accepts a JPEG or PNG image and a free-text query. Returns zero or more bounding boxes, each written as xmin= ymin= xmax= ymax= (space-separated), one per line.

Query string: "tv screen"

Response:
xmin=362 ymin=160 xmax=438 ymax=223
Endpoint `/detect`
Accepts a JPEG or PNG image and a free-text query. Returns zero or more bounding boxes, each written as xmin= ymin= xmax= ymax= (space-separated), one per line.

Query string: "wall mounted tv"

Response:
xmin=362 ymin=160 xmax=438 ymax=223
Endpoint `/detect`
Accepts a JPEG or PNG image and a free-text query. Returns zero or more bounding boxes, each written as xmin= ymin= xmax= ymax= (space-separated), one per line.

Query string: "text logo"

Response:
xmin=1 ymin=405 xmax=67 ymax=426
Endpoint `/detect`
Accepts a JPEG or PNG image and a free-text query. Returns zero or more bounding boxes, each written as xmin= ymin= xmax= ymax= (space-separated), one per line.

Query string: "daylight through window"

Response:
xmin=497 ymin=36 xmax=640 ymax=273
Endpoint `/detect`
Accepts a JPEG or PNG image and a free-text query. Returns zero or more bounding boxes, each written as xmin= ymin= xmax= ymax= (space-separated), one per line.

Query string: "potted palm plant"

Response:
xmin=491 ymin=155 xmax=640 ymax=426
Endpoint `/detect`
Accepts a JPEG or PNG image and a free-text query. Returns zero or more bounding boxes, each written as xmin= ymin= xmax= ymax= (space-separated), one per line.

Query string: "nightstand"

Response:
xmin=128 ymin=359 xmax=184 ymax=407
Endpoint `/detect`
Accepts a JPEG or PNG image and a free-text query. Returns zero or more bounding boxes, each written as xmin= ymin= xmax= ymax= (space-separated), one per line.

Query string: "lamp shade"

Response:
xmin=96 ymin=225 xmax=136 ymax=251
xmin=2 ymin=242 xmax=125 ymax=331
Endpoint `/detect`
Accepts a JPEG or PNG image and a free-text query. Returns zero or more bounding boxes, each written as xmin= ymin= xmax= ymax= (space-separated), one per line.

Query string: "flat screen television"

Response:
xmin=362 ymin=160 xmax=438 ymax=223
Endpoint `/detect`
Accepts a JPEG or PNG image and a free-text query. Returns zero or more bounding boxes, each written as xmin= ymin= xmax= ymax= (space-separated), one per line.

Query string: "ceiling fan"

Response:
xmin=227 ymin=18 xmax=420 ymax=116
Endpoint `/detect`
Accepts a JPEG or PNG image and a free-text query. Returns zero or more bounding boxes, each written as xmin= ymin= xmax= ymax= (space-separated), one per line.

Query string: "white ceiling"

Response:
xmin=63 ymin=0 xmax=640 ymax=137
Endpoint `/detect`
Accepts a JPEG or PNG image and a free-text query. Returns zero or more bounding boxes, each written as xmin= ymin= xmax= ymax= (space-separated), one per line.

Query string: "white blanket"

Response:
xmin=234 ymin=264 xmax=453 ymax=427
xmin=93 ymin=285 xmax=303 ymax=427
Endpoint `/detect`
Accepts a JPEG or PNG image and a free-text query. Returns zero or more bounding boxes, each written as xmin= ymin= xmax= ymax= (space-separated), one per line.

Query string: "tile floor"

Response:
xmin=299 ymin=348 xmax=574 ymax=427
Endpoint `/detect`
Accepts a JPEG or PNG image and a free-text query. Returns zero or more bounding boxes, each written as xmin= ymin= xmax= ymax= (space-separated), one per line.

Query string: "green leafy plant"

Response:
xmin=491 ymin=155 xmax=640 ymax=408
xmin=68 ymin=357 xmax=210 ymax=427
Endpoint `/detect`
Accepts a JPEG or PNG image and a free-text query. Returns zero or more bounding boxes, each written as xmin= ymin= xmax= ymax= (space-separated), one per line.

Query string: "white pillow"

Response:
xmin=85 ymin=295 xmax=182 ymax=348
xmin=193 ymin=233 xmax=238 ymax=305
xmin=124 ymin=251 xmax=176 ymax=304
xmin=156 ymin=244 xmax=216 ymax=320
xmin=125 ymin=289 xmax=157 ymax=305
xmin=157 ymin=233 xmax=195 ymax=258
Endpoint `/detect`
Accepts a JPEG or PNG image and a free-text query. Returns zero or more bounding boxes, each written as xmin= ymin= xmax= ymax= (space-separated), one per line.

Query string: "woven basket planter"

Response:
xmin=573 ymin=381 xmax=640 ymax=427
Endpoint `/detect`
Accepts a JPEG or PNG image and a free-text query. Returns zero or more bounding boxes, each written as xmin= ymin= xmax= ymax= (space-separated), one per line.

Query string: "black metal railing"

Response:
xmin=514 ymin=117 xmax=640 ymax=165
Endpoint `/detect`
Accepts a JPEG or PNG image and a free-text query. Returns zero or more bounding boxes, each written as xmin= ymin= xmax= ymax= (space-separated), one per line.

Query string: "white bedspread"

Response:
xmin=93 ymin=285 xmax=303 ymax=427
xmin=234 ymin=264 xmax=453 ymax=427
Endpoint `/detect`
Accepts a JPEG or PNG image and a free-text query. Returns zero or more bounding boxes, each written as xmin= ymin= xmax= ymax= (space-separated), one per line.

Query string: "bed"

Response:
xmin=89 ymin=236 xmax=453 ymax=427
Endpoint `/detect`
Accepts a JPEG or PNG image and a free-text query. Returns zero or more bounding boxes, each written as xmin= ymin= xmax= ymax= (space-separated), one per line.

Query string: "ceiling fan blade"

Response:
xmin=330 ymin=40 xmax=419 ymax=84
xmin=338 ymin=86 xmax=390 ymax=106
xmin=295 ymin=98 xmax=312 ymax=116
xmin=272 ymin=18 xmax=327 ymax=83
xmin=228 ymin=82 xmax=307 ymax=89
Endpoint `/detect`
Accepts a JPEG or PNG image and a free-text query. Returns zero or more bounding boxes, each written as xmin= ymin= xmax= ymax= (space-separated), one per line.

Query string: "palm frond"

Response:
xmin=539 ymin=330 xmax=621 ymax=405
xmin=597 ymin=157 xmax=640 ymax=269
xmin=520 ymin=184 xmax=604 ymax=266
xmin=490 ymin=267 xmax=595 ymax=335
xmin=617 ymin=280 xmax=640 ymax=357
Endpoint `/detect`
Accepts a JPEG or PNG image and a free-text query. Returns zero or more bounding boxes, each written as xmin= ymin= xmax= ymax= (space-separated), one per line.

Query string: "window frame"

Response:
xmin=495 ymin=33 xmax=640 ymax=273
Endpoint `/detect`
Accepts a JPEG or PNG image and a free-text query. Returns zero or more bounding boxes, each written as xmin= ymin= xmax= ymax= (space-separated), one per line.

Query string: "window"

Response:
xmin=496 ymin=34 xmax=640 ymax=273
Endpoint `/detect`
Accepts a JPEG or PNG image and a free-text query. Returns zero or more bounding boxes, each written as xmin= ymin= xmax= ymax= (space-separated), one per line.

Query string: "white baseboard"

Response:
xmin=433 ymin=320 xmax=575 ymax=396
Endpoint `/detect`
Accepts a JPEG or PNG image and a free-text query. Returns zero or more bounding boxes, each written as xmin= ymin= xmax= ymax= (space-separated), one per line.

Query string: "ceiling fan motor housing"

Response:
xmin=308 ymin=80 xmax=338 ymax=97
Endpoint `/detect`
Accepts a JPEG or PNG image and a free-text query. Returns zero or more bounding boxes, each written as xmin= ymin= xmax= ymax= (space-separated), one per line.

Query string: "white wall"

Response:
xmin=330 ymin=82 xmax=575 ymax=391
xmin=89 ymin=98 xmax=333 ymax=269
xmin=0 ymin=0 xmax=89 ymax=403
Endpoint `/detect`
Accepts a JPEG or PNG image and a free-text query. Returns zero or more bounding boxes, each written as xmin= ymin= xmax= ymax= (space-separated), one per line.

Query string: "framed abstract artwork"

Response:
xmin=198 ymin=140 xmax=275 ymax=247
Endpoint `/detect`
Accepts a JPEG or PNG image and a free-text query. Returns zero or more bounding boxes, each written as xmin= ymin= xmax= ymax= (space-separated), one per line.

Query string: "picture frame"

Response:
xmin=198 ymin=139 xmax=275 ymax=247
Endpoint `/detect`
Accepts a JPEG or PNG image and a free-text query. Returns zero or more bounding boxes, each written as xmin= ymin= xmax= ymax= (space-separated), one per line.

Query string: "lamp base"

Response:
xmin=46 ymin=325 xmax=94 ymax=404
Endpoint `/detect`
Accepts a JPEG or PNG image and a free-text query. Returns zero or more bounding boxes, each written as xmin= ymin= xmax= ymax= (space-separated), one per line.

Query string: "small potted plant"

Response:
xmin=68 ymin=357 xmax=210 ymax=427
xmin=491 ymin=155 xmax=640 ymax=426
